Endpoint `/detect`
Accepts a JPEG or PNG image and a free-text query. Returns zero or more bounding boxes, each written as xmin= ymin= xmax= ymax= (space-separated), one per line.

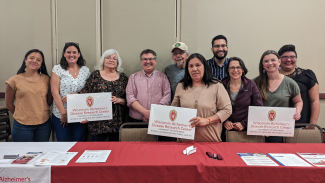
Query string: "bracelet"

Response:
xmin=207 ymin=117 xmax=211 ymax=125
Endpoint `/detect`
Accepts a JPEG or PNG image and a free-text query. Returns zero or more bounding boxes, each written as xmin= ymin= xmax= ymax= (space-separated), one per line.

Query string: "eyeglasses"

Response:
xmin=65 ymin=42 xmax=79 ymax=46
xmin=172 ymin=51 xmax=185 ymax=56
xmin=141 ymin=58 xmax=156 ymax=61
xmin=213 ymin=44 xmax=227 ymax=48
xmin=229 ymin=66 xmax=242 ymax=71
xmin=281 ymin=56 xmax=296 ymax=60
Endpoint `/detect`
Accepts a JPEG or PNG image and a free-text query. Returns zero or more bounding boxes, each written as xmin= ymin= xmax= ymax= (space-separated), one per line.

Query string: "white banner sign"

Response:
xmin=67 ymin=93 xmax=112 ymax=123
xmin=0 ymin=166 xmax=50 ymax=183
xmin=247 ymin=106 xmax=295 ymax=137
xmin=148 ymin=104 xmax=197 ymax=140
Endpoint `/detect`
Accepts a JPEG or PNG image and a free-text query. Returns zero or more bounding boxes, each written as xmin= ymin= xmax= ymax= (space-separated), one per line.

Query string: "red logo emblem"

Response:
xmin=268 ymin=110 xmax=276 ymax=121
xmin=169 ymin=109 xmax=177 ymax=121
xmin=86 ymin=96 xmax=94 ymax=107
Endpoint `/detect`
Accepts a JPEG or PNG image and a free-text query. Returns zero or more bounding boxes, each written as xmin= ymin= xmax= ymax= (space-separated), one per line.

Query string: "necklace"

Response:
xmin=193 ymin=86 xmax=204 ymax=109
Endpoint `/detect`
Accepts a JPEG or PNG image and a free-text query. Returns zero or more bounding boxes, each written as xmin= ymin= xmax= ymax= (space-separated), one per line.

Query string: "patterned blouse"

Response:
xmin=52 ymin=65 xmax=90 ymax=118
xmin=80 ymin=70 xmax=128 ymax=135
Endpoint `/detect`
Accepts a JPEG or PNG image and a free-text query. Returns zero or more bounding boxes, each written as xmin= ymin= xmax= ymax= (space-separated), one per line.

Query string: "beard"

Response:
xmin=177 ymin=62 xmax=184 ymax=66
xmin=213 ymin=50 xmax=228 ymax=60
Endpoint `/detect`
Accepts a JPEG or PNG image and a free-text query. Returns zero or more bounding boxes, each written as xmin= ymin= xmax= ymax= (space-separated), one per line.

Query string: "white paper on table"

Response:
xmin=148 ymin=104 xmax=197 ymax=140
xmin=75 ymin=150 xmax=111 ymax=163
xmin=297 ymin=153 xmax=325 ymax=167
xmin=237 ymin=153 xmax=278 ymax=166
xmin=34 ymin=151 xmax=78 ymax=166
xmin=267 ymin=153 xmax=312 ymax=167
xmin=247 ymin=106 xmax=295 ymax=137
xmin=67 ymin=92 xmax=112 ymax=123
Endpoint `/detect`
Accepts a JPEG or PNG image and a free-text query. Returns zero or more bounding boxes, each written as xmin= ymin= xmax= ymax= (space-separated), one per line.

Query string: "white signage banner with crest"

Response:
xmin=67 ymin=93 xmax=112 ymax=123
xmin=148 ymin=104 xmax=197 ymax=140
xmin=247 ymin=106 xmax=295 ymax=137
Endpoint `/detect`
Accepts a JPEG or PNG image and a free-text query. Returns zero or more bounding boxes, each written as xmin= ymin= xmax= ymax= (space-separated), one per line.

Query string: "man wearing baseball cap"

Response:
xmin=165 ymin=42 xmax=189 ymax=102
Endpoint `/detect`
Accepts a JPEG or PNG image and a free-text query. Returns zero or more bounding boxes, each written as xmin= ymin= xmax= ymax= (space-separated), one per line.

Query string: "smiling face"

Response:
xmin=64 ymin=46 xmax=80 ymax=64
xmin=103 ymin=53 xmax=118 ymax=70
xmin=188 ymin=57 xmax=204 ymax=83
xmin=140 ymin=53 xmax=156 ymax=75
xmin=172 ymin=48 xmax=188 ymax=68
xmin=211 ymin=39 xmax=228 ymax=60
xmin=25 ymin=52 xmax=43 ymax=71
xmin=228 ymin=60 xmax=243 ymax=80
xmin=262 ymin=54 xmax=280 ymax=73
xmin=280 ymin=51 xmax=297 ymax=72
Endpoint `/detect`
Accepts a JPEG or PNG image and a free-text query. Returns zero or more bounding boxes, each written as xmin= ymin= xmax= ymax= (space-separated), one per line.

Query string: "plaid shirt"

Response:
xmin=207 ymin=57 xmax=229 ymax=80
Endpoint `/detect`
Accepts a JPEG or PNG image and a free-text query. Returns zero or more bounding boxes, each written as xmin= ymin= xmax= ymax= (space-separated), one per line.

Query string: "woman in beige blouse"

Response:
xmin=171 ymin=53 xmax=232 ymax=142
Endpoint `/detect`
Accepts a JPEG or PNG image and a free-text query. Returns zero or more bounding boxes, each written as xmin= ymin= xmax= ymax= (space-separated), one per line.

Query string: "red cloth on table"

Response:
xmin=51 ymin=142 xmax=325 ymax=183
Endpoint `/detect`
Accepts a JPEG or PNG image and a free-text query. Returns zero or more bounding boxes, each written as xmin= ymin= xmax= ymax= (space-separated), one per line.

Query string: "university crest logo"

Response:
xmin=86 ymin=96 xmax=94 ymax=107
xmin=268 ymin=110 xmax=276 ymax=121
xmin=169 ymin=109 xmax=177 ymax=121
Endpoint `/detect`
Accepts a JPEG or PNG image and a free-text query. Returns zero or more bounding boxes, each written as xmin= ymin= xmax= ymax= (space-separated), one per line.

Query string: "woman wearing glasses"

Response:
xmin=221 ymin=57 xmax=263 ymax=134
xmin=254 ymin=50 xmax=303 ymax=142
xmin=51 ymin=42 xmax=90 ymax=141
xmin=278 ymin=45 xmax=319 ymax=128
xmin=78 ymin=49 xmax=128 ymax=141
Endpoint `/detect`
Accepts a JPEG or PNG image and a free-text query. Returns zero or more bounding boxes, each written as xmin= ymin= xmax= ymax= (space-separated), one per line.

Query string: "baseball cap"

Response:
xmin=171 ymin=42 xmax=188 ymax=52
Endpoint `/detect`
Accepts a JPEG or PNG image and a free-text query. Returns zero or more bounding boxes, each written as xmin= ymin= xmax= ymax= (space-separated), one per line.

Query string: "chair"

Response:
xmin=0 ymin=106 xmax=11 ymax=142
xmin=284 ymin=123 xmax=323 ymax=143
xmin=119 ymin=122 xmax=157 ymax=142
xmin=226 ymin=130 xmax=265 ymax=142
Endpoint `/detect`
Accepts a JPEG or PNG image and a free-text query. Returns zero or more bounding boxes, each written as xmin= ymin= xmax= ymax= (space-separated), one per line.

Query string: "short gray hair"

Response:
xmin=95 ymin=49 xmax=123 ymax=72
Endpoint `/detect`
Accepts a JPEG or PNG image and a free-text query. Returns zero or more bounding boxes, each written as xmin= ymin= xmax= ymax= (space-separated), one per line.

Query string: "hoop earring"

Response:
xmin=263 ymin=69 xmax=265 ymax=73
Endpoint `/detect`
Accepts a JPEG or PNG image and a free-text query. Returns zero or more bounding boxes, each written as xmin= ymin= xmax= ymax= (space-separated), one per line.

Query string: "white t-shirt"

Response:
xmin=52 ymin=64 xmax=90 ymax=118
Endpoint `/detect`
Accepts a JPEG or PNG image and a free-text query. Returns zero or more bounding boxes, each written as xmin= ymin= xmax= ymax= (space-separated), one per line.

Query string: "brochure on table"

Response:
xmin=67 ymin=93 xmax=112 ymax=123
xmin=148 ymin=104 xmax=197 ymax=140
xmin=35 ymin=151 xmax=78 ymax=166
xmin=247 ymin=106 xmax=295 ymax=137
xmin=267 ymin=153 xmax=312 ymax=167
xmin=297 ymin=153 xmax=325 ymax=167
xmin=11 ymin=152 xmax=43 ymax=164
xmin=76 ymin=150 xmax=111 ymax=163
xmin=237 ymin=153 xmax=278 ymax=166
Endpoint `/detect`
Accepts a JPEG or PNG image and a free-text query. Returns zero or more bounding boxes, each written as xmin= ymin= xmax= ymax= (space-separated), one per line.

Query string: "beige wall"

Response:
xmin=0 ymin=0 xmax=53 ymax=92
xmin=57 ymin=0 xmax=97 ymax=71
xmin=181 ymin=0 xmax=325 ymax=92
xmin=102 ymin=0 xmax=176 ymax=76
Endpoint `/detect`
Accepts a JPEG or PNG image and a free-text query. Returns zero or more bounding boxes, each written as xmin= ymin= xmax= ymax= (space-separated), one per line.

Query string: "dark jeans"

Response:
xmin=52 ymin=114 xmax=88 ymax=142
xmin=92 ymin=132 xmax=119 ymax=142
xmin=12 ymin=118 xmax=51 ymax=142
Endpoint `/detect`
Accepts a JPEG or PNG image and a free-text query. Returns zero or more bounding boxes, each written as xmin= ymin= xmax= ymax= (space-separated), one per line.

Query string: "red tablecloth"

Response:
xmin=51 ymin=142 xmax=325 ymax=183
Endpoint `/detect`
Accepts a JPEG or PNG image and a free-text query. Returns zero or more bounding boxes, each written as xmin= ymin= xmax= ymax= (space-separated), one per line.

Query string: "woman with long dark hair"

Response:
xmin=6 ymin=49 xmax=52 ymax=142
xmin=171 ymin=53 xmax=232 ymax=142
xmin=51 ymin=42 xmax=90 ymax=141
xmin=254 ymin=50 xmax=303 ymax=142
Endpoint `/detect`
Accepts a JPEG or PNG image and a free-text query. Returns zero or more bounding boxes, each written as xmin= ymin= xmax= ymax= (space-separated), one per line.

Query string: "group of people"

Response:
xmin=5 ymin=35 xmax=320 ymax=143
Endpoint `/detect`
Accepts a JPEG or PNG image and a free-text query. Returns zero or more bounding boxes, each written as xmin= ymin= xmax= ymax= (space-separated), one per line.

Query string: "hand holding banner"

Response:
xmin=247 ymin=106 xmax=295 ymax=137
xmin=67 ymin=93 xmax=113 ymax=123
xmin=148 ymin=104 xmax=197 ymax=140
